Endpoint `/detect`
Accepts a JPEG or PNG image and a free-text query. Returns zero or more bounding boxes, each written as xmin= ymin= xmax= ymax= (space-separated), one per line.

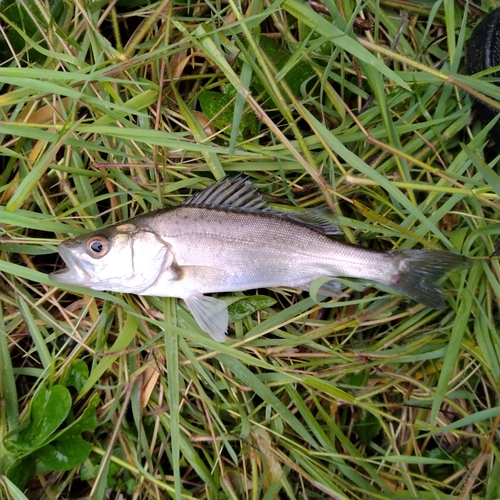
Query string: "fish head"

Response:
xmin=49 ymin=223 xmax=173 ymax=294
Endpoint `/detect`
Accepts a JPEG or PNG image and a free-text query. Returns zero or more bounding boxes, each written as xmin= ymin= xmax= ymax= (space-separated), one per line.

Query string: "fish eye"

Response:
xmin=86 ymin=235 xmax=110 ymax=258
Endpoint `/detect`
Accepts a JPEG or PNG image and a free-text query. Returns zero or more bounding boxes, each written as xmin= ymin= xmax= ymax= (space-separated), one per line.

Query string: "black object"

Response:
xmin=467 ymin=8 xmax=500 ymax=144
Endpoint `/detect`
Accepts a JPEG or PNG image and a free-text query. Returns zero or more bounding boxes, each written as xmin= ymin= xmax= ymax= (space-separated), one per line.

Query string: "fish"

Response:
xmin=49 ymin=175 xmax=470 ymax=342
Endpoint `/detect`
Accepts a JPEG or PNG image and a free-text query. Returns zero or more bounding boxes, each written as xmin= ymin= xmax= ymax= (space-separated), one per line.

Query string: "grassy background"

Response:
xmin=1 ymin=0 xmax=499 ymax=498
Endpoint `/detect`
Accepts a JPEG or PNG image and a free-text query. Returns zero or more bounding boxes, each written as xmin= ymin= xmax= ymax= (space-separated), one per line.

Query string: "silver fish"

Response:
xmin=49 ymin=176 xmax=469 ymax=342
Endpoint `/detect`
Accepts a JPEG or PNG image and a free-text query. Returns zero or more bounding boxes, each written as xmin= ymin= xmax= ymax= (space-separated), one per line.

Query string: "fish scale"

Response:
xmin=50 ymin=176 xmax=470 ymax=342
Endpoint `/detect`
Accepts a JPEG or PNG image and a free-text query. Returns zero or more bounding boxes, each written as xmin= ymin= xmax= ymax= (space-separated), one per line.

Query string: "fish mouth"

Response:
xmin=49 ymin=245 xmax=95 ymax=285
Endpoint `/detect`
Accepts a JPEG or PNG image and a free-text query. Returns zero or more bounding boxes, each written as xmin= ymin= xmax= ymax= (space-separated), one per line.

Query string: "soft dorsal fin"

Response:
xmin=283 ymin=208 xmax=342 ymax=235
xmin=182 ymin=174 xmax=270 ymax=211
xmin=182 ymin=175 xmax=343 ymax=236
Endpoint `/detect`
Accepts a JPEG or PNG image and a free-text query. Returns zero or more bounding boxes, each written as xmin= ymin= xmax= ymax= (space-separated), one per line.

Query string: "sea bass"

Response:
xmin=49 ymin=176 xmax=469 ymax=342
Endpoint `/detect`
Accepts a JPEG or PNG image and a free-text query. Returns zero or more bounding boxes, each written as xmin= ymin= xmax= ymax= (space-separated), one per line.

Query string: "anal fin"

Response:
xmin=296 ymin=279 xmax=344 ymax=297
xmin=184 ymin=294 xmax=228 ymax=342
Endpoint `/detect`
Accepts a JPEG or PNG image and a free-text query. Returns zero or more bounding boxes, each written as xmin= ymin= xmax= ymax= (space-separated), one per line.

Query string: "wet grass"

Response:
xmin=1 ymin=1 xmax=499 ymax=499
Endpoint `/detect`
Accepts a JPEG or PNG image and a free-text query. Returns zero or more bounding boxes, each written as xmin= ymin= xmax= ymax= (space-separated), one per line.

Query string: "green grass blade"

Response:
xmin=78 ymin=312 xmax=138 ymax=398
xmin=164 ymin=297 xmax=181 ymax=500
xmin=430 ymin=290 xmax=473 ymax=423
xmin=0 ymin=307 xmax=19 ymax=432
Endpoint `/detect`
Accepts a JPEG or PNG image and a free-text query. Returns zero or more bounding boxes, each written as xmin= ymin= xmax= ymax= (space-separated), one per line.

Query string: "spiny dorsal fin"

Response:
xmin=182 ymin=174 xmax=270 ymax=211
xmin=182 ymin=175 xmax=343 ymax=236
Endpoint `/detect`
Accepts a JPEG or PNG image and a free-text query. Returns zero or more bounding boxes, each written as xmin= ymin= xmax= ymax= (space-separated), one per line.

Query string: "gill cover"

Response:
xmin=50 ymin=227 xmax=173 ymax=294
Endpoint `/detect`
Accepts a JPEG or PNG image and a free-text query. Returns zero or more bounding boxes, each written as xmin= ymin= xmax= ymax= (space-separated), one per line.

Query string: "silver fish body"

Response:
xmin=50 ymin=176 xmax=469 ymax=341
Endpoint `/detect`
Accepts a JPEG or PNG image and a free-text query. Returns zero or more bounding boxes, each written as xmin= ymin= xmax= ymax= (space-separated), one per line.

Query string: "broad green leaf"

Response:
xmin=35 ymin=394 xmax=98 ymax=471
xmin=63 ymin=360 xmax=89 ymax=392
xmin=4 ymin=456 xmax=36 ymax=492
xmin=227 ymin=295 xmax=276 ymax=322
xmin=10 ymin=385 xmax=71 ymax=452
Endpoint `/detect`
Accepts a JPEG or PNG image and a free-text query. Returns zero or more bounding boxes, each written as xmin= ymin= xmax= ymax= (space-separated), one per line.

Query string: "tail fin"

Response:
xmin=388 ymin=250 xmax=471 ymax=309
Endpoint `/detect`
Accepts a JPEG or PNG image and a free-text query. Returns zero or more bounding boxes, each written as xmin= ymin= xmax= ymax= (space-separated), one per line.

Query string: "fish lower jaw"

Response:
xmin=49 ymin=268 xmax=89 ymax=285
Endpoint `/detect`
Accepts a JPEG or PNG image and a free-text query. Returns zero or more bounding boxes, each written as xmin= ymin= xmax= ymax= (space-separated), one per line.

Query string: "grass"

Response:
xmin=0 ymin=0 xmax=499 ymax=498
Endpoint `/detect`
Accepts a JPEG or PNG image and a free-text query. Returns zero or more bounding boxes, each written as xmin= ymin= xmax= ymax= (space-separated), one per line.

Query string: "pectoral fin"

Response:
xmin=184 ymin=294 xmax=228 ymax=342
